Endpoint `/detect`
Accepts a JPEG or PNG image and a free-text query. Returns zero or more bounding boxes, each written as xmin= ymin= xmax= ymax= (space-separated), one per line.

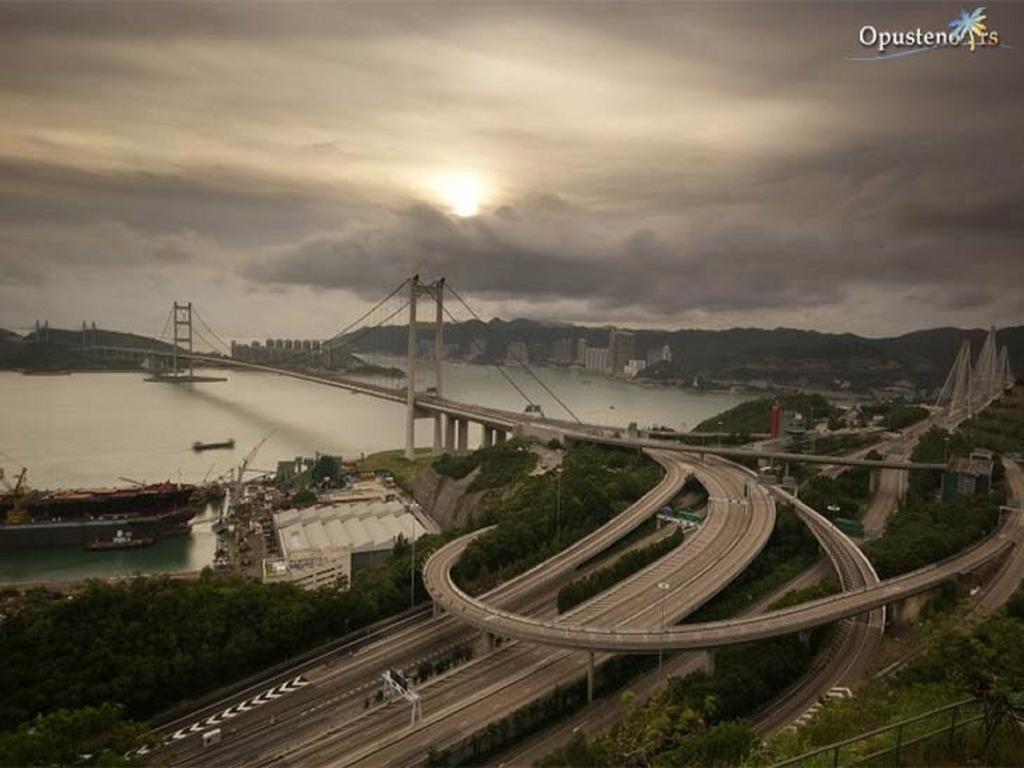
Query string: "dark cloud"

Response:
xmin=0 ymin=2 xmax=1022 ymax=335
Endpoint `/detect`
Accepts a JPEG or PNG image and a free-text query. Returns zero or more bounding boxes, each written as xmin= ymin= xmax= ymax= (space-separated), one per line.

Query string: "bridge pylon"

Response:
xmin=405 ymin=275 xmax=446 ymax=459
xmin=172 ymin=301 xmax=194 ymax=378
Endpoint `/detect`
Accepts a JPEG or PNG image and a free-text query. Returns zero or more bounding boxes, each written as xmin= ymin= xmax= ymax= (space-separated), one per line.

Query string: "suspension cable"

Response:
xmin=191 ymin=308 xmax=233 ymax=355
xmin=439 ymin=303 xmax=535 ymax=407
xmin=156 ymin=307 xmax=173 ymax=341
xmin=445 ymin=282 xmax=581 ymax=423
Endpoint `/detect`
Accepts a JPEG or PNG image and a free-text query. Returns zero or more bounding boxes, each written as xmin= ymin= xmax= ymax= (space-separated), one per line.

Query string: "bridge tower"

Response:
xmin=172 ymin=301 xmax=194 ymax=378
xmin=405 ymin=276 xmax=446 ymax=459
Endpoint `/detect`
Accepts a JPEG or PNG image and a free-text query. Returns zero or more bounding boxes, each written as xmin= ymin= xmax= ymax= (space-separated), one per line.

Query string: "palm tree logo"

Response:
xmin=949 ymin=6 xmax=988 ymax=51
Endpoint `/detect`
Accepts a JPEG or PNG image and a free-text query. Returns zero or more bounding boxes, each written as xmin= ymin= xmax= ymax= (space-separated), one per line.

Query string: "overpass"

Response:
xmin=422 ymin=510 xmax=1015 ymax=654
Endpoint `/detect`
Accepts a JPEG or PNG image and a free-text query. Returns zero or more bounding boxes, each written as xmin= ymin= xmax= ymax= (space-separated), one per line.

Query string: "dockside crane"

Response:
xmin=1 ymin=467 xmax=30 ymax=524
xmin=225 ymin=433 xmax=273 ymax=523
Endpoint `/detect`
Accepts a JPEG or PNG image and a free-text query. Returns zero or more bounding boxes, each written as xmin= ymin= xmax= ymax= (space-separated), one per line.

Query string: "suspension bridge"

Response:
xmin=81 ymin=275 xmax=1010 ymax=472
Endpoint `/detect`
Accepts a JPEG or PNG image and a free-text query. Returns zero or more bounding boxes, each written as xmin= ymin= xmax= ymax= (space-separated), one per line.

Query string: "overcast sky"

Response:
xmin=1 ymin=2 xmax=1021 ymax=341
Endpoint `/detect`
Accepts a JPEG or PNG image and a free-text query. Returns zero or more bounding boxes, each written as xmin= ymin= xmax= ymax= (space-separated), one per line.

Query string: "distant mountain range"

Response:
xmin=348 ymin=319 xmax=1023 ymax=392
xmin=0 ymin=326 xmax=171 ymax=371
xmin=2 ymin=320 xmax=1020 ymax=393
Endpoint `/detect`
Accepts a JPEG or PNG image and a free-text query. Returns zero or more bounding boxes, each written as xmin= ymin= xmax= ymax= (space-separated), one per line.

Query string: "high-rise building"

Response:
xmin=574 ymin=338 xmax=588 ymax=365
xmin=624 ymin=359 xmax=647 ymax=378
xmin=552 ymin=338 xmax=574 ymax=365
xmin=584 ymin=346 xmax=610 ymax=373
xmin=608 ymin=329 xmax=635 ymax=375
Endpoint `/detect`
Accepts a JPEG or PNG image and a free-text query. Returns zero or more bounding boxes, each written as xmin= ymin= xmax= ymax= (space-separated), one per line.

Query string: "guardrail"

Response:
xmin=771 ymin=698 xmax=984 ymax=767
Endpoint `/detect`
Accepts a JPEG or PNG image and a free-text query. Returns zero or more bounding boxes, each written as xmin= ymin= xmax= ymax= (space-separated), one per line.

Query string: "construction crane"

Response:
xmin=1 ymin=467 xmax=30 ymax=524
xmin=231 ymin=433 xmax=272 ymax=512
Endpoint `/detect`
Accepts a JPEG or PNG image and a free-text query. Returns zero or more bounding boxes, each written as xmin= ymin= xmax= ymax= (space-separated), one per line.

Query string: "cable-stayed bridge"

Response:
xmin=82 ymin=275 xmax=1009 ymax=472
xmin=935 ymin=325 xmax=1015 ymax=425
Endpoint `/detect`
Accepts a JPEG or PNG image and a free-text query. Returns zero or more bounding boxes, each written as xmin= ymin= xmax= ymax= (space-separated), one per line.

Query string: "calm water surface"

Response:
xmin=0 ymin=366 xmax=749 ymax=581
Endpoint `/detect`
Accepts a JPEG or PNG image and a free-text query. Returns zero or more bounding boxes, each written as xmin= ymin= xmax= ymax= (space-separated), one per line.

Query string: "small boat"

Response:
xmin=85 ymin=530 xmax=155 ymax=551
xmin=192 ymin=439 xmax=236 ymax=452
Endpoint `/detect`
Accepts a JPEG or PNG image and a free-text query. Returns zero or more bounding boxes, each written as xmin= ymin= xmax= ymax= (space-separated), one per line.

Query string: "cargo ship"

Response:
xmin=0 ymin=481 xmax=202 ymax=551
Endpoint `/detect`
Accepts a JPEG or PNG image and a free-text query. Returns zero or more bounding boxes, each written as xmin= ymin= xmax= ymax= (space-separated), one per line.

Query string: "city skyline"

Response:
xmin=1 ymin=2 xmax=1021 ymax=338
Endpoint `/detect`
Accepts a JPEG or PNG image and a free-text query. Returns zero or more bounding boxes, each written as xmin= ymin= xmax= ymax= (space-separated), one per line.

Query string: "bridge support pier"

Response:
xmin=432 ymin=601 xmax=445 ymax=618
xmin=433 ymin=414 xmax=443 ymax=454
xmin=587 ymin=652 xmax=595 ymax=703
xmin=482 ymin=425 xmax=494 ymax=449
xmin=444 ymin=415 xmax=456 ymax=452
xmin=700 ymin=649 xmax=715 ymax=676
xmin=495 ymin=430 xmax=507 ymax=445
xmin=869 ymin=469 xmax=880 ymax=494
xmin=457 ymin=419 xmax=469 ymax=452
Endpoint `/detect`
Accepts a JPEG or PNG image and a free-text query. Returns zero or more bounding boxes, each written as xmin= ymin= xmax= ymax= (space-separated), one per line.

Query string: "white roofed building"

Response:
xmin=263 ymin=478 xmax=431 ymax=590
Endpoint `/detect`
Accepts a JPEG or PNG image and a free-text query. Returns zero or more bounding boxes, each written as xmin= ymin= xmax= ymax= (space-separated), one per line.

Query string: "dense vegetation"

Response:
xmin=957 ymin=385 xmax=1024 ymax=455
xmin=757 ymin=588 xmax=1024 ymax=767
xmin=863 ymin=494 xmax=1000 ymax=579
xmin=798 ymin=466 xmax=871 ymax=521
xmin=557 ymin=528 xmax=684 ymax=613
xmin=696 ymin=394 xmax=838 ymax=433
xmin=0 ymin=704 xmax=153 ymax=767
xmin=454 ymin=445 xmax=662 ymax=594
xmin=0 ymin=538 xmax=441 ymax=732
xmin=432 ymin=439 xmax=538 ymax=491
xmin=860 ymin=402 xmax=930 ymax=431
xmin=538 ymin=635 xmax=813 ymax=767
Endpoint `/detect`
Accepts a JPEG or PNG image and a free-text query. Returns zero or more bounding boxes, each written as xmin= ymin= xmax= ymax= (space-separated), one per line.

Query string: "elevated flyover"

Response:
xmin=274 ymin=454 xmax=777 ymax=767
xmin=424 ymin=503 xmax=1015 ymax=654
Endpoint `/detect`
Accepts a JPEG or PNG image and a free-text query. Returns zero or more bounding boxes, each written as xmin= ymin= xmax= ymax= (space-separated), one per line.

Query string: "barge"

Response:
xmin=0 ymin=481 xmax=202 ymax=551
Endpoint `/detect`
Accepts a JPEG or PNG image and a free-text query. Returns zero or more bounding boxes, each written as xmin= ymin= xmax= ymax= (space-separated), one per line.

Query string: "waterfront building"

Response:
xmin=609 ymin=329 xmax=635 ymax=375
xmin=584 ymin=346 xmax=610 ymax=373
xmin=263 ymin=477 xmax=430 ymax=590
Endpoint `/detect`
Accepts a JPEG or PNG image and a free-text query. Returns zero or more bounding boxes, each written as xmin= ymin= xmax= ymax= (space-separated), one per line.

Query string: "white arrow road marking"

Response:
xmin=156 ymin=675 xmax=310 ymax=748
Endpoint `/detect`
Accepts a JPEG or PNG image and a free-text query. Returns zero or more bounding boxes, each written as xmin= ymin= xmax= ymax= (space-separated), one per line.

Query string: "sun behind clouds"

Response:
xmin=435 ymin=171 xmax=486 ymax=217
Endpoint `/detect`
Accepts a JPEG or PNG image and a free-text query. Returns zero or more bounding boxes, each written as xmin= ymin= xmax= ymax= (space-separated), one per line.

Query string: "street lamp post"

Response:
xmin=555 ymin=469 xmax=562 ymax=538
xmin=657 ymin=581 xmax=671 ymax=679
xmin=826 ymin=503 xmax=840 ymax=553
xmin=410 ymin=513 xmax=417 ymax=608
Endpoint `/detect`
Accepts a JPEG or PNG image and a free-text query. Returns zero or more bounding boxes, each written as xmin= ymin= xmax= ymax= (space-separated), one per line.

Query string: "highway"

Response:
xmin=263 ymin=454 xmax=775 ymax=767
xmin=423 ymin=498 xmax=1015 ymax=653
xmin=748 ymin=488 xmax=884 ymax=733
xmin=153 ymin=449 xmax=693 ymax=765
xmin=966 ymin=459 xmax=1024 ymax=617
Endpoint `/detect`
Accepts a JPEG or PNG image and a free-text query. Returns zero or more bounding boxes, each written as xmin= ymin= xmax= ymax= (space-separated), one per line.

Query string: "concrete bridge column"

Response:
xmin=869 ymin=469 xmax=881 ymax=494
xmin=457 ymin=419 xmax=469 ymax=452
xmin=700 ymin=649 xmax=716 ymax=676
xmin=432 ymin=601 xmax=445 ymax=618
xmin=587 ymin=652 xmax=595 ymax=703
xmin=495 ymin=430 xmax=507 ymax=445
xmin=433 ymin=414 xmax=443 ymax=454
xmin=482 ymin=425 xmax=494 ymax=449
xmin=444 ymin=415 xmax=456 ymax=452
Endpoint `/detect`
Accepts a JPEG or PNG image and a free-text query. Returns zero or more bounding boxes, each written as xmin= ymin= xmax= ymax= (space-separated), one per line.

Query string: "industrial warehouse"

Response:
xmin=262 ymin=478 xmax=433 ymax=590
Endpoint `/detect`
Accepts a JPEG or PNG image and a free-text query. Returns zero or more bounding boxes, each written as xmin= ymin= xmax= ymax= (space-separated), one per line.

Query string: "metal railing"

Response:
xmin=771 ymin=698 xmax=985 ymax=768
